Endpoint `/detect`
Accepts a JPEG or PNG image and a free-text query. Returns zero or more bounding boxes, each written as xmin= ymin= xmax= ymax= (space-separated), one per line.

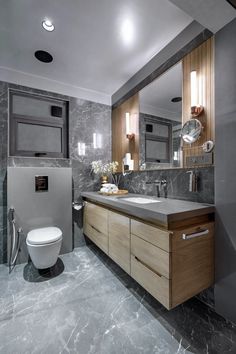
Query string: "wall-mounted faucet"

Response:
xmin=146 ymin=179 xmax=168 ymax=198
xmin=161 ymin=179 xmax=168 ymax=198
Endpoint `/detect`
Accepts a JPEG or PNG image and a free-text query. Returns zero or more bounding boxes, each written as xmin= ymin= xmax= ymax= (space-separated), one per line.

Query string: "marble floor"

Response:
xmin=0 ymin=244 xmax=236 ymax=354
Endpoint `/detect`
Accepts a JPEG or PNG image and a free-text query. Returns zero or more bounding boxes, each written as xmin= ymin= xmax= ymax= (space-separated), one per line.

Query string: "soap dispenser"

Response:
xmin=186 ymin=170 xmax=198 ymax=192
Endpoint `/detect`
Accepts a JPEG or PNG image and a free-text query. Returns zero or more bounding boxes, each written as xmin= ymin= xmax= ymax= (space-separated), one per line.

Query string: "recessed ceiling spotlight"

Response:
xmin=171 ymin=97 xmax=182 ymax=103
xmin=42 ymin=19 xmax=55 ymax=32
xmin=35 ymin=50 xmax=53 ymax=63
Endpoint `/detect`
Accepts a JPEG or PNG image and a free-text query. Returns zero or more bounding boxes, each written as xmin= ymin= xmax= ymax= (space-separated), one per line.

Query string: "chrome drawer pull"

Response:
xmin=182 ymin=229 xmax=209 ymax=240
xmin=134 ymin=256 xmax=162 ymax=278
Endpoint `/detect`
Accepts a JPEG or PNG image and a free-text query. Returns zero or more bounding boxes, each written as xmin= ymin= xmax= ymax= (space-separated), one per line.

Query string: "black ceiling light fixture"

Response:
xmin=34 ymin=50 xmax=53 ymax=63
xmin=171 ymin=96 xmax=182 ymax=103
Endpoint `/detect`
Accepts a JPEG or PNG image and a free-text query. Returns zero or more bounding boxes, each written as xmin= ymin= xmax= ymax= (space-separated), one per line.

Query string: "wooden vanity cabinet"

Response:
xmin=83 ymin=202 xmax=130 ymax=270
xmin=83 ymin=202 xmax=109 ymax=254
xmin=171 ymin=222 xmax=214 ymax=308
xmin=131 ymin=234 xmax=171 ymax=308
xmin=130 ymin=220 xmax=214 ymax=309
xmin=83 ymin=201 xmax=214 ymax=310
xmin=108 ymin=212 xmax=130 ymax=274
xmin=131 ymin=219 xmax=171 ymax=251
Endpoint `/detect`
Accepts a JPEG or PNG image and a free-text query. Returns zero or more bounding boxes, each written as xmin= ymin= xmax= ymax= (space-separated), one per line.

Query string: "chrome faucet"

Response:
xmin=161 ymin=179 xmax=168 ymax=198
xmin=146 ymin=179 xmax=167 ymax=198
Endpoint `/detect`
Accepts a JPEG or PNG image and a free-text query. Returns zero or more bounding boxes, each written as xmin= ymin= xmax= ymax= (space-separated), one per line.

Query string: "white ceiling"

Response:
xmin=0 ymin=0 xmax=193 ymax=104
xmin=139 ymin=62 xmax=182 ymax=121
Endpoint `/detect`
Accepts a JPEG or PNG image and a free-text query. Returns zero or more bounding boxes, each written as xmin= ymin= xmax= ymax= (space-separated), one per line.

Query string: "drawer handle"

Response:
xmin=134 ymin=256 xmax=162 ymax=278
xmin=91 ymin=224 xmax=102 ymax=234
xmin=182 ymin=229 xmax=209 ymax=240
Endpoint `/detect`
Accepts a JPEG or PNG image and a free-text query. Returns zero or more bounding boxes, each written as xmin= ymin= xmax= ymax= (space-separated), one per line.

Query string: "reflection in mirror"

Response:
xmin=139 ymin=62 xmax=182 ymax=170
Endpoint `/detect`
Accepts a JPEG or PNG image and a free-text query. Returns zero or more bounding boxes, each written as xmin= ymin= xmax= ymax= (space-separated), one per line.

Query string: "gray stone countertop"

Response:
xmin=81 ymin=192 xmax=214 ymax=228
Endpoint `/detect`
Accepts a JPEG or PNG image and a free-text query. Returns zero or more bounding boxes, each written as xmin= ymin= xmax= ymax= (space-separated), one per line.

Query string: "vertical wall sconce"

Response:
xmin=78 ymin=142 xmax=86 ymax=156
xmin=125 ymin=112 xmax=135 ymax=140
xmin=190 ymin=70 xmax=204 ymax=117
xmin=93 ymin=133 xmax=102 ymax=149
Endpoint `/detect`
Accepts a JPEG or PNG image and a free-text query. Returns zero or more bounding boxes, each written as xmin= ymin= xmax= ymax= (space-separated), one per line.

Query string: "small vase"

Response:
xmin=101 ymin=175 xmax=109 ymax=184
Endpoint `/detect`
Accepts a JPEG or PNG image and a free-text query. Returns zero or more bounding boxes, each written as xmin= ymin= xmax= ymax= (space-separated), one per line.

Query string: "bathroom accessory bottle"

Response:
xmin=186 ymin=171 xmax=197 ymax=192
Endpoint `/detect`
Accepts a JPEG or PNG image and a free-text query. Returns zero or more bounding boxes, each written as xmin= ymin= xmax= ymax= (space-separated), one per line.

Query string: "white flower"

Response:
xmin=91 ymin=160 xmax=119 ymax=175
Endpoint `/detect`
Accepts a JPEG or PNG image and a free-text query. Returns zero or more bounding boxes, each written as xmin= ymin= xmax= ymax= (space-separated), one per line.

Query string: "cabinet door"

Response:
xmin=108 ymin=211 xmax=130 ymax=274
xmin=83 ymin=202 xmax=108 ymax=254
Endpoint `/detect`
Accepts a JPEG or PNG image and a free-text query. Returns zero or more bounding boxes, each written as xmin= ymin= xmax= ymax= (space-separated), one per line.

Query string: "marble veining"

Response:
xmin=0 ymin=244 xmax=235 ymax=354
xmin=118 ymin=166 xmax=214 ymax=205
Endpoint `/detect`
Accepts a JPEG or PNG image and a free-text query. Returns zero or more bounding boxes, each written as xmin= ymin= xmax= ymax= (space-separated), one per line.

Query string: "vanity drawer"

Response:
xmin=108 ymin=211 xmax=130 ymax=274
xmin=131 ymin=220 xmax=170 ymax=252
xmin=83 ymin=202 xmax=108 ymax=254
xmin=131 ymin=234 xmax=170 ymax=279
xmin=131 ymin=253 xmax=170 ymax=309
xmin=171 ymin=222 xmax=214 ymax=250
xmin=84 ymin=202 xmax=108 ymax=235
xmin=84 ymin=222 xmax=108 ymax=254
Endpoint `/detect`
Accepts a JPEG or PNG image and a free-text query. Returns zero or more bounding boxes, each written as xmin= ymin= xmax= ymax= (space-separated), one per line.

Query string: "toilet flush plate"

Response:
xmin=35 ymin=176 xmax=48 ymax=192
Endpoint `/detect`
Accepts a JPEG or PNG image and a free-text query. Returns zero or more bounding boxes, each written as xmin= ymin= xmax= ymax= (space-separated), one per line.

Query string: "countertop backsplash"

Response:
xmin=117 ymin=166 xmax=214 ymax=205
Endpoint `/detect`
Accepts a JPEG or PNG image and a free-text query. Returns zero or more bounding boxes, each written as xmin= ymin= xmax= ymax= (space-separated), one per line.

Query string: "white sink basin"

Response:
xmin=121 ymin=197 xmax=161 ymax=204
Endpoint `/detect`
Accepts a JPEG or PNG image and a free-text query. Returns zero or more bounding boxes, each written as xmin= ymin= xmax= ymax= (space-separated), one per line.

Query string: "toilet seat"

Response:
xmin=27 ymin=227 xmax=62 ymax=245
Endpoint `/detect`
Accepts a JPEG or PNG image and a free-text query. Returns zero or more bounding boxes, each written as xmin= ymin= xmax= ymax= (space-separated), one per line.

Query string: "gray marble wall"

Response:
xmin=118 ymin=166 xmax=214 ymax=204
xmin=69 ymin=97 xmax=111 ymax=246
xmin=0 ymin=81 xmax=111 ymax=262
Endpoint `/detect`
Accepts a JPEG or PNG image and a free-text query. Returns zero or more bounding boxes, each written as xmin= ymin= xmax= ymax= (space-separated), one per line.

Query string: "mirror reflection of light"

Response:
xmin=121 ymin=19 xmax=134 ymax=45
xmin=78 ymin=142 xmax=86 ymax=156
xmin=93 ymin=133 xmax=102 ymax=149
xmin=173 ymin=151 xmax=178 ymax=161
xmin=190 ymin=70 xmax=197 ymax=107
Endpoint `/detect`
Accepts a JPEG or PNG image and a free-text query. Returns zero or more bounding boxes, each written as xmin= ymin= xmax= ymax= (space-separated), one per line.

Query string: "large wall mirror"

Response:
xmin=139 ymin=62 xmax=182 ymax=170
xmin=112 ymin=37 xmax=214 ymax=172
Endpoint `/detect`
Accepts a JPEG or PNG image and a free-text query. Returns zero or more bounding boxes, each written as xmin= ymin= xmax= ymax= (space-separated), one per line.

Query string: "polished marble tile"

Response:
xmin=0 ymin=245 xmax=235 ymax=354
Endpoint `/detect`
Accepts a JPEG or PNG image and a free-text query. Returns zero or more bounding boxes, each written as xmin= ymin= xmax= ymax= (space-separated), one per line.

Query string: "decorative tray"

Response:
xmin=98 ymin=189 xmax=128 ymax=196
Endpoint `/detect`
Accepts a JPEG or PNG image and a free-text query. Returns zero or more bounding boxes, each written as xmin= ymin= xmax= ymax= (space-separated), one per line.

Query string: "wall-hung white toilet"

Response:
xmin=26 ymin=227 xmax=62 ymax=269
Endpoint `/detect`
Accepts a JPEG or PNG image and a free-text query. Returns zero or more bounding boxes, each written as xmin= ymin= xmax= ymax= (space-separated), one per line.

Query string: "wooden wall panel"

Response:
xmin=112 ymin=93 xmax=139 ymax=172
xmin=182 ymin=37 xmax=214 ymax=167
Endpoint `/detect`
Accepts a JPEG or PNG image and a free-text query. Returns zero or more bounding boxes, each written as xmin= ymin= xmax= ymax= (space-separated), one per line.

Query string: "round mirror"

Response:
xmin=181 ymin=118 xmax=202 ymax=144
